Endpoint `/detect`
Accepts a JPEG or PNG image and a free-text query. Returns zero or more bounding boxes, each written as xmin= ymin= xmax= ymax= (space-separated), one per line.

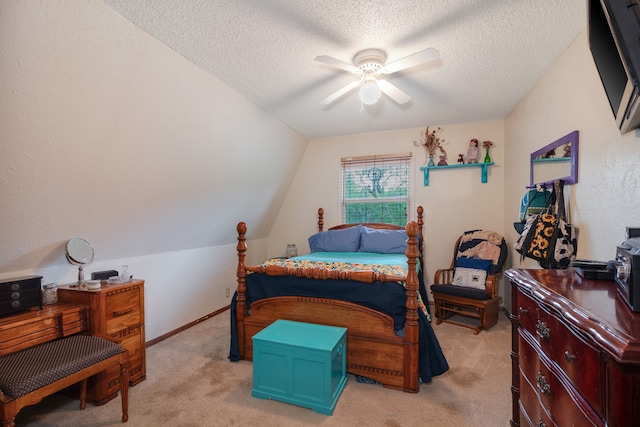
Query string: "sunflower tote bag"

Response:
xmin=514 ymin=180 xmax=577 ymax=269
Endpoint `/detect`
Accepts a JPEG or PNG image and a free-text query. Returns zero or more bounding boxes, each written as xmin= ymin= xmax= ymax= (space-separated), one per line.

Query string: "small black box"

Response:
xmin=91 ymin=270 xmax=118 ymax=281
xmin=0 ymin=275 xmax=43 ymax=316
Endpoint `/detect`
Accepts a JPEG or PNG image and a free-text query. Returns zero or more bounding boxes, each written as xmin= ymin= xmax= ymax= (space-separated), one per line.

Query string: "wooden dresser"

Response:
xmin=58 ymin=279 xmax=146 ymax=405
xmin=506 ymin=269 xmax=640 ymax=427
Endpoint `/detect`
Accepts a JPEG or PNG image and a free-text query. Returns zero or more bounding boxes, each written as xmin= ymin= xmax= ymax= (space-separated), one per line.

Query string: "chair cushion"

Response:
xmin=0 ymin=335 xmax=123 ymax=398
xmin=430 ymin=283 xmax=491 ymax=300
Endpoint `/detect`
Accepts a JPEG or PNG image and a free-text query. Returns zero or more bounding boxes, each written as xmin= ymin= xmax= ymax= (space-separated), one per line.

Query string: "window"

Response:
xmin=341 ymin=153 xmax=412 ymax=226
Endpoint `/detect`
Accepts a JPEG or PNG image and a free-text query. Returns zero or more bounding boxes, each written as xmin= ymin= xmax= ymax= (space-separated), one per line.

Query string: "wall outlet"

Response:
xmin=225 ymin=288 xmax=230 ymax=298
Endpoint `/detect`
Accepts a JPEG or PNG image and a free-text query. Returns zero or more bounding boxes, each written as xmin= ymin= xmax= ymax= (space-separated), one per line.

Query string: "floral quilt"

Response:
xmin=262 ymin=255 xmax=429 ymax=320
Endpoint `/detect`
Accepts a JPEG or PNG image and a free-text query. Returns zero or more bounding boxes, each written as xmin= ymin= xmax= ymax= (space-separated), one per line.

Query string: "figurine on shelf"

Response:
xmin=467 ymin=138 xmax=479 ymax=164
xmin=457 ymin=154 xmax=464 ymax=164
xmin=541 ymin=148 xmax=556 ymax=159
xmin=437 ymin=146 xmax=448 ymax=166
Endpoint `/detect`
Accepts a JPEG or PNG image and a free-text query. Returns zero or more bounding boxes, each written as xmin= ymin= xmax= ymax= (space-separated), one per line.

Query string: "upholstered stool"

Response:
xmin=0 ymin=335 xmax=129 ymax=426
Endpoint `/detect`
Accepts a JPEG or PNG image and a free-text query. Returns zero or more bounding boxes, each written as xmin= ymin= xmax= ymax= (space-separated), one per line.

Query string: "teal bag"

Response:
xmin=519 ymin=189 xmax=551 ymax=221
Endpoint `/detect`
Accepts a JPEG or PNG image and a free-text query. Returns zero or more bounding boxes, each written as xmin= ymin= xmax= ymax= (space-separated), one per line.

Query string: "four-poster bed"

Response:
xmin=228 ymin=206 xmax=448 ymax=393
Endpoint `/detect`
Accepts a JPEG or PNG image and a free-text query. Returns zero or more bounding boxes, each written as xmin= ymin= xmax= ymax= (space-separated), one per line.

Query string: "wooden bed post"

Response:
xmin=404 ymin=220 xmax=420 ymax=392
xmin=317 ymin=208 xmax=324 ymax=232
xmin=416 ymin=206 xmax=424 ymax=262
xmin=236 ymin=222 xmax=249 ymax=357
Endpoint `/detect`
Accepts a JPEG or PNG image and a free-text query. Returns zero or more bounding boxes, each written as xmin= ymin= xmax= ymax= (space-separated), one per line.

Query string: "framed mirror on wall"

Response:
xmin=530 ymin=130 xmax=579 ymax=188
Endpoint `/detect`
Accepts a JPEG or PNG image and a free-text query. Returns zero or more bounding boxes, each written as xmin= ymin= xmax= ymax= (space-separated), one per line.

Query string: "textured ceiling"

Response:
xmin=101 ymin=0 xmax=587 ymax=139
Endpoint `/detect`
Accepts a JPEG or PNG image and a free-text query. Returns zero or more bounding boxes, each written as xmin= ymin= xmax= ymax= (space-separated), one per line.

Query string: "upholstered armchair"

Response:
xmin=430 ymin=230 xmax=508 ymax=334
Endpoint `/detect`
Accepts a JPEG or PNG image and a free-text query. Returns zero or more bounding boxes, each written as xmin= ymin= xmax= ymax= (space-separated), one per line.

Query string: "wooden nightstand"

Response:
xmin=58 ymin=279 xmax=146 ymax=405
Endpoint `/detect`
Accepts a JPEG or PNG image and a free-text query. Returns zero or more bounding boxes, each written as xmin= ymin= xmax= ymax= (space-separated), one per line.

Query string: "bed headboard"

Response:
xmin=318 ymin=207 xmax=423 ymax=232
xmin=317 ymin=206 xmax=424 ymax=258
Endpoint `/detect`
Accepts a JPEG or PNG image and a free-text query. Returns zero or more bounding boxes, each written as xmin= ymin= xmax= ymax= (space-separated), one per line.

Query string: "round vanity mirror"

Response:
xmin=65 ymin=238 xmax=94 ymax=284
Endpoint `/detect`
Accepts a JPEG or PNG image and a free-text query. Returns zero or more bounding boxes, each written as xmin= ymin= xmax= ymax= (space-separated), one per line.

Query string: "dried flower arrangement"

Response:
xmin=482 ymin=140 xmax=493 ymax=149
xmin=414 ymin=126 xmax=444 ymax=164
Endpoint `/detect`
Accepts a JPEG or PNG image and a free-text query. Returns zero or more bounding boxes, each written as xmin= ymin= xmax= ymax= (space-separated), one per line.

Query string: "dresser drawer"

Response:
xmin=105 ymin=288 xmax=141 ymax=335
xmin=515 ymin=289 xmax=540 ymax=338
xmin=519 ymin=374 xmax=557 ymax=427
xmin=519 ymin=334 xmax=603 ymax=427
xmin=120 ymin=327 xmax=144 ymax=375
xmin=542 ymin=312 xmax=603 ymax=416
xmin=537 ymin=354 xmax=602 ymax=426
xmin=517 ymin=288 xmax=603 ymax=416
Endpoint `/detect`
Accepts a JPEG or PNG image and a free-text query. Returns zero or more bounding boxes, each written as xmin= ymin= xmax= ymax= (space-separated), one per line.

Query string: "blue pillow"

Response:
xmin=455 ymin=257 xmax=492 ymax=270
xmin=308 ymin=224 xmax=362 ymax=252
xmin=359 ymin=227 xmax=408 ymax=254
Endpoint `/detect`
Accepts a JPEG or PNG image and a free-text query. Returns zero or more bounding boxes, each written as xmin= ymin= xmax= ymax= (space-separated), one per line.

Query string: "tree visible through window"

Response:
xmin=341 ymin=153 xmax=412 ymax=226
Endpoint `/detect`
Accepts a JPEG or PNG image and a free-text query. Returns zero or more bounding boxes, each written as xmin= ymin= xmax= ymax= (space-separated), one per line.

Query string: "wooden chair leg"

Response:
xmin=119 ymin=363 xmax=129 ymax=423
xmin=79 ymin=378 xmax=88 ymax=410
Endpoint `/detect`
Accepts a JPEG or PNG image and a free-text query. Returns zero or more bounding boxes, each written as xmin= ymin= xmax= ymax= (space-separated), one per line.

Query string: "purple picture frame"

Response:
xmin=529 ymin=130 xmax=579 ymax=188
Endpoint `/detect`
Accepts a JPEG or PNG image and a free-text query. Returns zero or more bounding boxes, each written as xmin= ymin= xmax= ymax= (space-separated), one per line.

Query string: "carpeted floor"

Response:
xmin=15 ymin=310 xmax=513 ymax=426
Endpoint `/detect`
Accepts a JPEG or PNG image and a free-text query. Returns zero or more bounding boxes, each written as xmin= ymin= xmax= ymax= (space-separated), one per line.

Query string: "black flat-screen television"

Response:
xmin=588 ymin=0 xmax=640 ymax=134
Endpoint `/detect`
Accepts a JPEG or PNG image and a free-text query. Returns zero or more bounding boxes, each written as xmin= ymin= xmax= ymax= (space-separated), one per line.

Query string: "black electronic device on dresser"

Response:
xmin=0 ymin=275 xmax=42 ymax=316
xmin=615 ymin=227 xmax=640 ymax=312
xmin=588 ymin=0 xmax=640 ymax=134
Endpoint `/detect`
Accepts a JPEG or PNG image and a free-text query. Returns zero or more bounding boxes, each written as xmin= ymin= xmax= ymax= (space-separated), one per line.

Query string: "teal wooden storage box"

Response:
xmin=252 ymin=320 xmax=347 ymax=415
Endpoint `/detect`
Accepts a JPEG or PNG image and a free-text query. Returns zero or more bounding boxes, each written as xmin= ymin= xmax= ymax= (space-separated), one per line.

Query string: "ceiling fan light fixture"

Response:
xmin=316 ymin=47 xmax=439 ymax=107
xmin=359 ymin=79 xmax=381 ymax=105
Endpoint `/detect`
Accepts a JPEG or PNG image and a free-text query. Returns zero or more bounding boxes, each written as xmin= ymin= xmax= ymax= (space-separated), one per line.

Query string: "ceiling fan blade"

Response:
xmin=377 ymin=80 xmax=411 ymax=104
xmin=381 ymin=48 xmax=440 ymax=74
xmin=320 ymin=80 xmax=360 ymax=106
xmin=315 ymin=55 xmax=360 ymax=73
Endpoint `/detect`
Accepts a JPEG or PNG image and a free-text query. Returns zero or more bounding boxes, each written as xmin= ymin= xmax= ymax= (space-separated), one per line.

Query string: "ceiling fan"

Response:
xmin=315 ymin=48 xmax=439 ymax=107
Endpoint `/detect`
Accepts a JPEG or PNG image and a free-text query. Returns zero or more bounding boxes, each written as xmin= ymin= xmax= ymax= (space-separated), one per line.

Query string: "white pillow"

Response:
xmin=452 ymin=267 xmax=487 ymax=290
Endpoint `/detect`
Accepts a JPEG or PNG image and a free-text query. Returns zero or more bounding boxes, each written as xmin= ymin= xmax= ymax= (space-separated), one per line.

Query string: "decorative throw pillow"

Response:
xmin=308 ymin=224 xmax=362 ymax=252
xmin=359 ymin=227 xmax=408 ymax=254
xmin=452 ymin=257 xmax=492 ymax=290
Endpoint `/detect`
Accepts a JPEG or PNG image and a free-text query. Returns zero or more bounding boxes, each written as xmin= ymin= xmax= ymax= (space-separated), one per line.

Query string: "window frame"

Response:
xmin=340 ymin=152 xmax=413 ymax=226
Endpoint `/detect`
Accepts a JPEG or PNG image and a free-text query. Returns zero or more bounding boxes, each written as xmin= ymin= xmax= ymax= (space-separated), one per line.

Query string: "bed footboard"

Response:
xmin=240 ymin=296 xmax=417 ymax=392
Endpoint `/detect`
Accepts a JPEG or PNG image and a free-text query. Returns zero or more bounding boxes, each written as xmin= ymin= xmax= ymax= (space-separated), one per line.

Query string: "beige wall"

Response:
xmin=503 ymin=30 xmax=640 ymax=307
xmin=269 ymin=120 xmax=505 ymax=293
xmin=0 ymin=1 xmax=306 ymax=340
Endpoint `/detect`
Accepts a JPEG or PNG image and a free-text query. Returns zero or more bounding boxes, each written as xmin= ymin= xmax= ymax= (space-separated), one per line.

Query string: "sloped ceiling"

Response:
xmin=102 ymin=0 xmax=587 ymax=139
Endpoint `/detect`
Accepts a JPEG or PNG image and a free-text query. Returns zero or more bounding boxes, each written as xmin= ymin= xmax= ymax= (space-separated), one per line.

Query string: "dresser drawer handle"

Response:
xmin=11 ymin=291 xmax=21 ymax=300
xmin=536 ymin=321 xmax=550 ymax=340
xmin=537 ymin=420 xmax=546 ymax=427
xmin=536 ymin=373 xmax=551 ymax=395
xmin=518 ymin=307 xmax=529 ymax=315
xmin=564 ymin=351 xmax=577 ymax=362
xmin=112 ymin=307 xmax=135 ymax=317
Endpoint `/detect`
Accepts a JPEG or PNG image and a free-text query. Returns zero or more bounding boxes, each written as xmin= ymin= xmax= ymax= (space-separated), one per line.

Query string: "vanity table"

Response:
xmin=0 ymin=303 xmax=89 ymax=356
xmin=57 ymin=279 xmax=146 ymax=405
xmin=506 ymin=269 xmax=640 ymax=427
